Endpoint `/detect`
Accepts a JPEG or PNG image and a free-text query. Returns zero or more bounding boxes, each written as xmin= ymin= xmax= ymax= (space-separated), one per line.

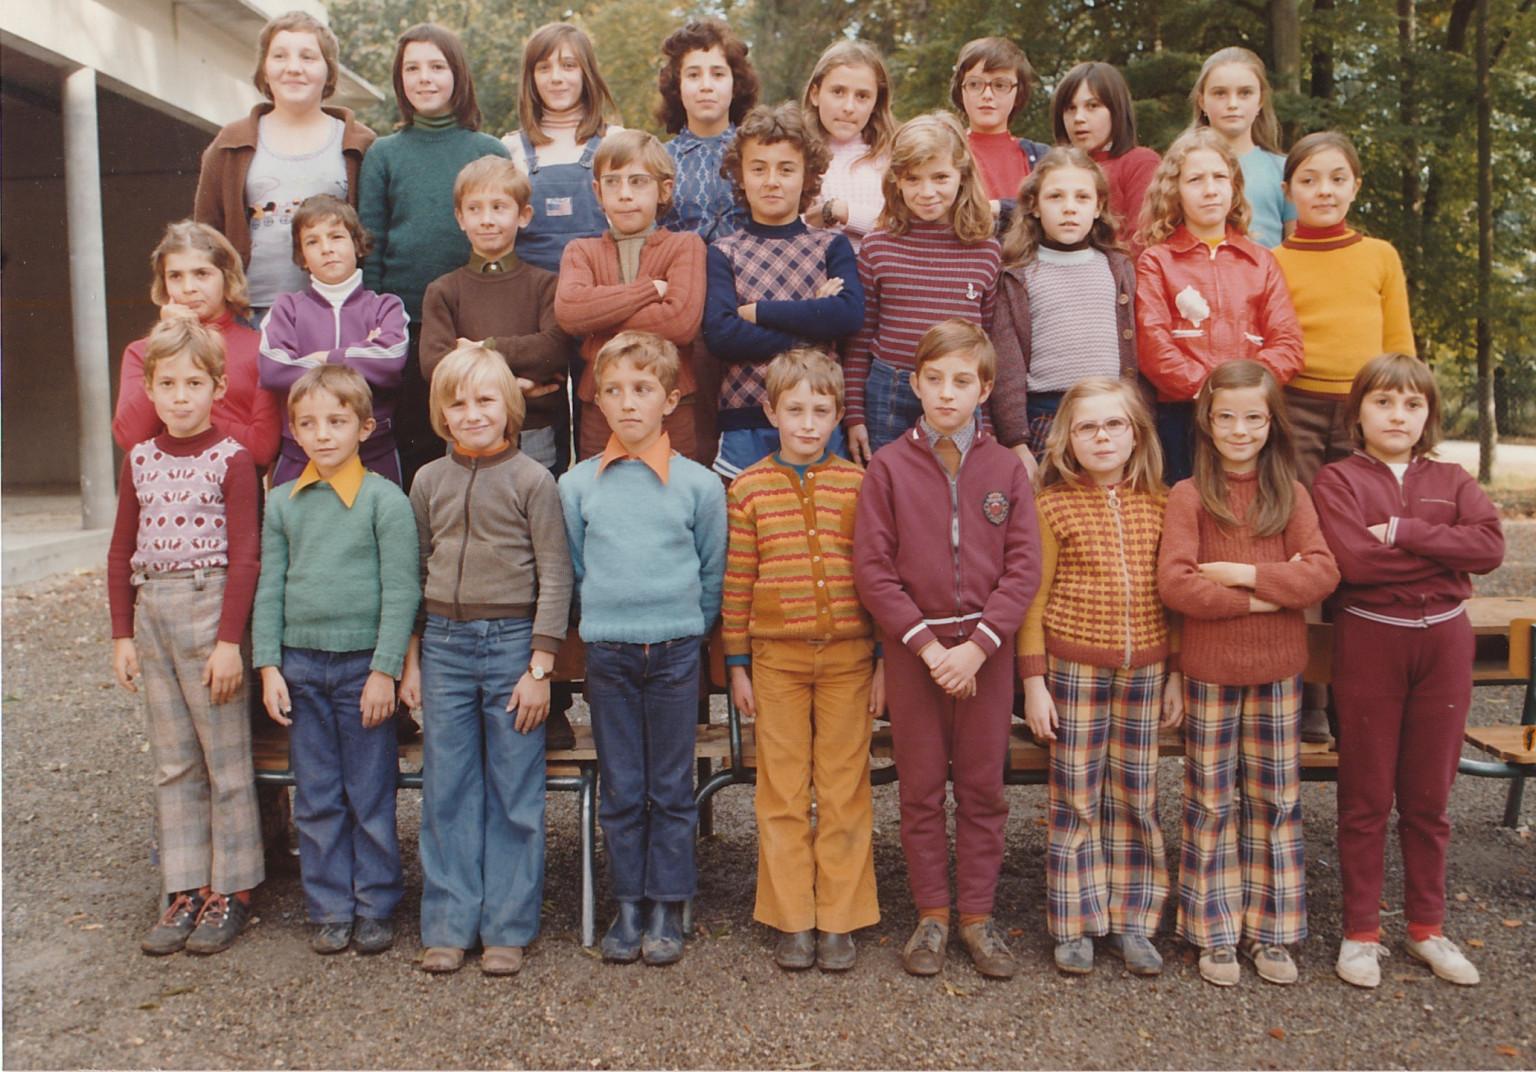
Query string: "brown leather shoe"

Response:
xmin=773 ymin=929 xmax=816 ymax=970
xmin=958 ymin=918 xmax=1018 ymax=979
xmin=902 ymin=919 xmax=948 ymax=976
xmin=420 ymin=946 xmax=464 ymax=973
xmin=481 ymin=946 xmax=524 ymax=976
xmin=816 ymin=930 xmax=856 ymax=972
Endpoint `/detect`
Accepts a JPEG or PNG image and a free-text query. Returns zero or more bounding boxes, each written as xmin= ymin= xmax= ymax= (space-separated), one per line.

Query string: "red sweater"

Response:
xmin=107 ymin=426 xmax=261 ymax=644
xmin=1157 ymin=471 xmax=1339 ymax=685
xmin=853 ymin=425 xmax=1039 ymax=659
xmin=554 ymin=228 xmax=707 ymax=402
xmin=113 ymin=313 xmax=281 ymax=468
xmin=1092 ymin=146 xmax=1160 ymax=257
xmin=1311 ymin=451 xmax=1504 ymax=625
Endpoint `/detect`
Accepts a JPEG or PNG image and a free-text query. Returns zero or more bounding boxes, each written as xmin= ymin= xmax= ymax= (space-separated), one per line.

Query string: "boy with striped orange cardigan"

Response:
xmin=722 ymin=349 xmax=882 ymax=973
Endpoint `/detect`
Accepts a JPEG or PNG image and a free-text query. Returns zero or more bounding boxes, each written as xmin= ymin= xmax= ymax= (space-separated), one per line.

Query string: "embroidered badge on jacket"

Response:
xmin=982 ymin=491 xmax=1010 ymax=525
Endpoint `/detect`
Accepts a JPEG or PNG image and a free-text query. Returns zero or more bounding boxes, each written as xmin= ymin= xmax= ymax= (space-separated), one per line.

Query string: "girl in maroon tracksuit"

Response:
xmin=1311 ymin=352 xmax=1504 ymax=991
xmin=853 ymin=320 xmax=1040 ymax=980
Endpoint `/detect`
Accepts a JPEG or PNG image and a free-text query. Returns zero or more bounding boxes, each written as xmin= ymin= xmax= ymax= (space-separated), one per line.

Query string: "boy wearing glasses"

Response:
xmin=950 ymin=37 xmax=1051 ymax=203
xmin=555 ymin=130 xmax=710 ymax=462
xmin=420 ymin=156 xmax=576 ymax=475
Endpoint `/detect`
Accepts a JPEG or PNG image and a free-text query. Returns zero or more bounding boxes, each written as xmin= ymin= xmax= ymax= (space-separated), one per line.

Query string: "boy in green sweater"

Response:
xmin=253 ymin=365 xmax=420 ymax=957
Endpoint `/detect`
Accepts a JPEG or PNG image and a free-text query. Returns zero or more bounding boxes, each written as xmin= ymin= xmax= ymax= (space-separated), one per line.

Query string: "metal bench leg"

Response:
xmin=1503 ymin=776 xmax=1527 ymax=828
xmin=696 ymin=757 xmax=714 ymax=837
xmin=580 ymin=765 xmax=597 ymax=948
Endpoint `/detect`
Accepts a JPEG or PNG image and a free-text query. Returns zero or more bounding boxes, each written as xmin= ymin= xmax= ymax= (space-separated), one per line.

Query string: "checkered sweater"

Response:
xmin=843 ymin=220 xmax=1001 ymax=426
xmin=721 ymin=455 xmax=871 ymax=658
xmin=703 ymin=220 xmax=863 ymax=429
xmin=1017 ymin=480 xmax=1173 ymax=676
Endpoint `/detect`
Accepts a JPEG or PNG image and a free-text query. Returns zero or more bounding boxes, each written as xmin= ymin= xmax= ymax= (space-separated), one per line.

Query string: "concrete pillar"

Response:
xmin=62 ymin=65 xmax=116 ymax=529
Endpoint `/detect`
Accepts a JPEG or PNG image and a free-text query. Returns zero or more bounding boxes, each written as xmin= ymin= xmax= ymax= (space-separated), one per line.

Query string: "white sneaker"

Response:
xmin=1336 ymin=939 xmax=1389 ymax=988
xmin=1405 ymin=934 xmax=1481 ymax=986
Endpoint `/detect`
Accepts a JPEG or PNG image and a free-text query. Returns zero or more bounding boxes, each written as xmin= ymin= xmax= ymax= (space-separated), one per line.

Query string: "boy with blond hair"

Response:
xmin=558 ymin=330 xmax=726 ymax=967
xmin=253 ymin=364 xmax=420 ymax=957
xmin=420 ymin=156 xmax=574 ymax=473
xmin=722 ymin=349 xmax=882 ymax=972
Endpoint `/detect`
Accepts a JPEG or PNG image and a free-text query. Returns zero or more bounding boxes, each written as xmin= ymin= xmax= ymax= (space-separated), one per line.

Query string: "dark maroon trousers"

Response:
xmin=1333 ymin=612 xmax=1473 ymax=935
xmin=886 ymin=637 xmax=1015 ymax=916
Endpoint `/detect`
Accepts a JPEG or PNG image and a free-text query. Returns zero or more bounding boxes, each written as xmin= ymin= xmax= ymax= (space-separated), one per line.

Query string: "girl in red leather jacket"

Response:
xmin=1134 ymin=126 xmax=1302 ymax=484
xmin=1311 ymin=353 xmax=1504 ymax=991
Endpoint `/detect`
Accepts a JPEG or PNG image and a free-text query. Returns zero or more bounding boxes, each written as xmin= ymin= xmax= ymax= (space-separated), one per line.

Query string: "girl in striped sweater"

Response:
xmin=1156 ymin=360 xmax=1339 ymax=987
xmin=1019 ymin=378 xmax=1181 ymax=978
xmin=844 ymin=112 xmax=1000 ymax=465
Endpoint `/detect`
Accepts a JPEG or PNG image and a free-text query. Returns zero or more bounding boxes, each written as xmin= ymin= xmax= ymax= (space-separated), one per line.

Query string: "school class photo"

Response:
xmin=1 ymin=0 xmax=1533 ymax=1067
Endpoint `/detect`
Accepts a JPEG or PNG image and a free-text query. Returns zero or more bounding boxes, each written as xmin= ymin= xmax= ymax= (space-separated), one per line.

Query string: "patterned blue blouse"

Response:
xmin=659 ymin=125 xmax=746 ymax=244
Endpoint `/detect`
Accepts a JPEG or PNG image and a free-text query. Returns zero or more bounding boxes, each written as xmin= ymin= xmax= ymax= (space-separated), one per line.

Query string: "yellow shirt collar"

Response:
xmin=290 ymin=454 xmax=366 ymax=508
xmin=597 ymin=432 xmax=672 ymax=484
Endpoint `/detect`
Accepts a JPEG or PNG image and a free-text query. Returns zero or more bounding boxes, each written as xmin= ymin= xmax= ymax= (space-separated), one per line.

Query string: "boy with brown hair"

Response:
xmin=555 ymin=129 xmax=708 ymax=462
xmin=419 ymin=156 xmax=574 ymax=474
xmin=702 ymin=102 xmax=864 ymax=479
xmin=853 ymin=319 xmax=1040 ymax=979
xmin=722 ymin=348 xmax=883 ymax=971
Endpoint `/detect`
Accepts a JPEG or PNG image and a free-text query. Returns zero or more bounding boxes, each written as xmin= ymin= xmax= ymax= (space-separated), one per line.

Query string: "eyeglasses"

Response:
xmin=598 ymin=174 xmax=657 ymax=192
xmin=1210 ymin=411 xmax=1271 ymax=430
xmin=1070 ymin=417 xmax=1132 ymax=440
xmin=962 ymin=77 xmax=1019 ymax=97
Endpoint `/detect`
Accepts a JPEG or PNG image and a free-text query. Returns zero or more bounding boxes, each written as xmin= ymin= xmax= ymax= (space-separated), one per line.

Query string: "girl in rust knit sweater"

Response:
xmin=1019 ymin=378 xmax=1181 ymax=978
xmin=1156 ymin=360 xmax=1339 ymax=988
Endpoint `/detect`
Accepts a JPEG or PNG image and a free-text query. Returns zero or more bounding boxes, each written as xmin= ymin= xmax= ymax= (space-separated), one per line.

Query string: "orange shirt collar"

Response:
xmin=597 ymin=431 xmax=672 ymax=484
xmin=290 ymin=454 xmax=366 ymax=508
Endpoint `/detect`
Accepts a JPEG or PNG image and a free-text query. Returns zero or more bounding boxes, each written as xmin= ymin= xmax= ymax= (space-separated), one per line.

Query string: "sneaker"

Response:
xmin=141 ymin=892 xmax=205 ymax=956
xmin=184 ymin=893 xmax=251 ymax=955
xmin=1299 ymin=707 xmax=1333 ymax=746
xmin=1105 ymin=932 xmax=1163 ymax=976
xmin=1405 ymin=934 xmax=1480 ymax=986
xmin=420 ymin=947 xmax=464 ymax=973
xmin=481 ymin=946 xmax=524 ymax=976
xmin=1198 ymin=945 xmax=1241 ymax=987
xmin=1053 ymin=937 xmax=1093 ymax=975
xmin=901 ymin=918 xmax=948 ymax=976
xmin=1242 ymin=940 xmax=1298 ymax=985
xmin=311 ymin=921 xmax=353 ymax=955
xmin=1335 ymin=938 xmax=1388 ymax=988
xmin=957 ymin=918 xmax=1018 ymax=979
xmin=352 ymin=916 xmax=395 ymax=955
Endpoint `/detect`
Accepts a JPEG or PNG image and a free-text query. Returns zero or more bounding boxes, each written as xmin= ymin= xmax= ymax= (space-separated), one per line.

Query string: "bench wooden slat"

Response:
xmin=1465 ymin=725 xmax=1536 ymax=764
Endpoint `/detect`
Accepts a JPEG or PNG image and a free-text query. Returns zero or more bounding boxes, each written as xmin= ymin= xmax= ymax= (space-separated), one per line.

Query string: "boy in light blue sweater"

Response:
xmin=253 ymin=365 xmax=420 ymax=957
xmin=558 ymin=330 xmax=726 ymax=967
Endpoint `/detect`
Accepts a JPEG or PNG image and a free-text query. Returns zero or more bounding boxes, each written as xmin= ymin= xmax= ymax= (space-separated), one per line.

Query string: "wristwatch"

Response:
xmin=529 ymin=664 xmax=548 ymax=681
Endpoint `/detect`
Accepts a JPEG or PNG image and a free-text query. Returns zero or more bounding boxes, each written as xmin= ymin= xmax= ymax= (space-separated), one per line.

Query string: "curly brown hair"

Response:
xmin=1000 ymin=146 xmax=1121 ymax=267
xmin=720 ymin=103 xmax=830 ymax=214
xmin=1135 ymin=126 xmax=1249 ymax=249
xmin=655 ymin=18 xmax=759 ymax=135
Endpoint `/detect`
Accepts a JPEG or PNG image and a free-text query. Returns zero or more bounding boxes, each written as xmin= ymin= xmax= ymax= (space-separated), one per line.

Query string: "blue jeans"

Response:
xmin=418 ymin=615 xmax=545 ymax=948
xmin=713 ymin=426 xmax=848 ymax=481
xmin=584 ymin=637 xmax=702 ymax=902
xmin=283 ymin=647 xmax=402 ymax=923
xmin=863 ymin=357 xmax=924 ymax=456
xmin=1157 ymin=401 xmax=1195 ymax=485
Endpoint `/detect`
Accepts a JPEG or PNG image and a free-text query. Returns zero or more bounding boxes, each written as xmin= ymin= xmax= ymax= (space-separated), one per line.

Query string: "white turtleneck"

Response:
xmin=312 ymin=268 xmax=363 ymax=308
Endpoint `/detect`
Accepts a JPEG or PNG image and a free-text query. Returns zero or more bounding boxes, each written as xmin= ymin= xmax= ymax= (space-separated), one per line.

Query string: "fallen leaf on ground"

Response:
xmin=1495 ymin=1045 xmax=1520 ymax=1058
xmin=1268 ymin=1027 xmax=1286 ymax=1041
xmin=1501 ymin=919 xmax=1524 ymax=928
xmin=1466 ymin=938 xmax=1484 ymax=948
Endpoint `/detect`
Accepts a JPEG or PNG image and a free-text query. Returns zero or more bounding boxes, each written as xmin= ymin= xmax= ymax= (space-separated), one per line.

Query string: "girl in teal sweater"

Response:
xmin=357 ymin=23 xmax=509 ymax=486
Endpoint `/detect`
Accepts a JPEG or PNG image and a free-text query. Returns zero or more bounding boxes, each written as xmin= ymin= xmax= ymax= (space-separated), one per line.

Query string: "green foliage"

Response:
xmin=329 ymin=0 xmax=1536 ymax=434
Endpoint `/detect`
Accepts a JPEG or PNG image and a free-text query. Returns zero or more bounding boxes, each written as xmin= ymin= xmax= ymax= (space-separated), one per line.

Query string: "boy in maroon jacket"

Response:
xmin=853 ymin=319 xmax=1040 ymax=979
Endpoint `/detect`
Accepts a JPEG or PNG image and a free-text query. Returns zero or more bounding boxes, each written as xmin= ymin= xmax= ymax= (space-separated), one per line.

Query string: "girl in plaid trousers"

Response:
xmin=1156 ymin=361 xmax=1339 ymax=987
xmin=1019 ymin=378 xmax=1182 ymax=977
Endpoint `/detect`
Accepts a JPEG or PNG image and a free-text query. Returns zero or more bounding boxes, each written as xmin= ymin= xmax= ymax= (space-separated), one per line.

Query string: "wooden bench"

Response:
xmin=695 ymin=598 xmax=1536 ymax=824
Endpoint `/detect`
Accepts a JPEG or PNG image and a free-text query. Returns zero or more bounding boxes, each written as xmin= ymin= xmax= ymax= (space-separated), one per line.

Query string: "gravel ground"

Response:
xmin=3 ymin=525 xmax=1533 ymax=1071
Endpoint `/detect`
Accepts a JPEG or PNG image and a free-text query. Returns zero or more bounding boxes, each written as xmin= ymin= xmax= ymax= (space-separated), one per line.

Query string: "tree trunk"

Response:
xmin=1310 ymin=0 xmax=1335 ymax=99
xmin=1475 ymin=0 xmax=1496 ymax=482
xmin=1397 ymin=0 xmax=1422 ymax=350
xmin=1269 ymin=0 xmax=1301 ymax=93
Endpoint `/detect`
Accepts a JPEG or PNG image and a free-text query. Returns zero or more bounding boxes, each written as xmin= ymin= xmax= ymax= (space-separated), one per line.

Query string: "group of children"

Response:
xmin=104 ymin=8 xmax=1506 ymax=992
